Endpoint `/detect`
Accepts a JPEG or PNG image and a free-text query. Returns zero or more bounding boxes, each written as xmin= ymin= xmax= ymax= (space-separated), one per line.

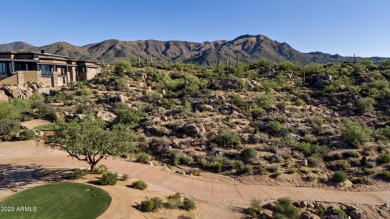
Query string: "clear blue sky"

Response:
xmin=2 ymin=0 xmax=390 ymax=57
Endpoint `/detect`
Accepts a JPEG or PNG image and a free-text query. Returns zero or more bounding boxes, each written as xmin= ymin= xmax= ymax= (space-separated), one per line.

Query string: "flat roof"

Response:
xmin=0 ymin=51 xmax=96 ymax=64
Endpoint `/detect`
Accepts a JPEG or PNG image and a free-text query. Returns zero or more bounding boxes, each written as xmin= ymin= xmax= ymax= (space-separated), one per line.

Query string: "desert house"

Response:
xmin=0 ymin=51 xmax=101 ymax=87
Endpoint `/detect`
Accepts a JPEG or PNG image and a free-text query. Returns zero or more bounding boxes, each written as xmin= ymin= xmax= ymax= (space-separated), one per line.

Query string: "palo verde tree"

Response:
xmin=48 ymin=116 xmax=135 ymax=171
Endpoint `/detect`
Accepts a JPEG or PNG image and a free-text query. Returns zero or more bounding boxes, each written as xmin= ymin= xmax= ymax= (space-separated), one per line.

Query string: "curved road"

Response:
xmin=1 ymin=140 xmax=389 ymax=206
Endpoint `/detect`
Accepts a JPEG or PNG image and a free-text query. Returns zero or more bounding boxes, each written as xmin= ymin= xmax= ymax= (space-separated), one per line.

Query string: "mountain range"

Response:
xmin=0 ymin=34 xmax=387 ymax=65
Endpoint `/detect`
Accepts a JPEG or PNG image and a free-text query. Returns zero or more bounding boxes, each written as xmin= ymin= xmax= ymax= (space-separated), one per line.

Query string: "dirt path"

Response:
xmin=1 ymin=140 xmax=389 ymax=206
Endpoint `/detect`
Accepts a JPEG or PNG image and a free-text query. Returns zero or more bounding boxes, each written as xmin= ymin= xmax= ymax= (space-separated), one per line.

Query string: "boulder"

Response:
xmin=218 ymin=104 xmax=238 ymax=115
xmin=0 ymin=90 xmax=9 ymax=101
xmin=348 ymin=210 xmax=363 ymax=219
xmin=208 ymin=95 xmax=225 ymax=104
xmin=3 ymin=85 xmax=33 ymax=99
xmin=96 ymin=110 xmax=117 ymax=122
xmin=183 ymin=123 xmax=200 ymax=137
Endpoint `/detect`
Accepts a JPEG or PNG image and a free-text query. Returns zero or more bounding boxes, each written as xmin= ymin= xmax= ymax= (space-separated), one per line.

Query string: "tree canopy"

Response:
xmin=48 ymin=116 xmax=135 ymax=171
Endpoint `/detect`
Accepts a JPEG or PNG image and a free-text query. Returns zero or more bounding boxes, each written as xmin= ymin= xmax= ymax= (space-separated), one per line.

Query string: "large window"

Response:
xmin=0 ymin=62 xmax=10 ymax=75
xmin=40 ymin=65 xmax=53 ymax=76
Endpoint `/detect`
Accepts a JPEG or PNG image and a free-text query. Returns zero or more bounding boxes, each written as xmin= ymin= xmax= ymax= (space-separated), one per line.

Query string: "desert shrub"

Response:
xmin=213 ymin=130 xmax=241 ymax=149
xmin=242 ymin=165 xmax=254 ymax=174
xmin=380 ymin=170 xmax=390 ymax=180
xmin=139 ymin=197 xmax=163 ymax=212
xmin=363 ymin=168 xmax=376 ymax=175
xmin=272 ymin=197 xmax=300 ymax=219
xmin=254 ymin=94 xmax=274 ymax=108
xmin=241 ymin=148 xmax=257 ymax=163
xmin=377 ymin=153 xmax=390 ymax=164
xmin=173 ymin=152 xmax=194 ymax=165
xmin=0 ymin=101 xmax=21 ymax=120
xmin=114 ymin=78 xmax=128 ymax=90
xmin=132 ymin=180 xmax=148 ymax=190
xmin=331 ymin=170 xmax=348 ymax=183
xmin=266 ymin=121 xmax=287 ymax=136
xmin=251 ymin=105 xmax=266 ymax=118
xmin=295 ymin=142 xmax=326 ymax=158
xmin=295 ymin=98 xmax=306 ymax=106
xmin=332 ymin=208 xmax=348 ymax=218
xmin=342 ymin=151 xmax=360 ymax=158
xmin=232 ymin=160 xmax=245 ymax=171
xmin=167 ymin=193 xmax=182 ymax=209
xmin=112 ymin=102 xmax=144 ymax=127
xmin=343 ymin=122 xmax=372 ymax=148
xmin=357 ymin=97 xmax=376 ymax=112
xmin=136 ymin=153 xmax=151 ymax=163
xmin=19 ymin=129 xmax=35 ymax=141
xmin=378 ymin=126 xmax=390 ymax=141
xmin=0 ymin=118 xmax=20 ymax=140
xmin=99 ymin=172 xmax=118 ymax=185
xmin=114 ymin=60 xmax=134 ymax=76
xmin=92 ymin=164 xmax=108 ymax=174
xmin=186 ymin=169 xmax=201 ymax=176
xmin=267 ymin=164 xmax=280 ymax=173
xmin=121 ymin=174 xmax=129 ymax=181
xmin=182 ymin=197 xmax=196 ymax=211
xmin=307 ymin=156 xmax=322 ymax=167
xmin=68 ymin=168 xmax=88 ymax=180
xmin=32 ymin=102 xmax=56 ymax=119
xmin=258 ymin=165 xmax=267 ymax=175
xmin=246 ymin=199 xmax=262 ymax=218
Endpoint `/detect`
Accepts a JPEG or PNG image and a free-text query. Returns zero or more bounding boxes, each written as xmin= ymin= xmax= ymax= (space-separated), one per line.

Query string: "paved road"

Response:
xmin=1 ymin=140 xmax=389 ymax=205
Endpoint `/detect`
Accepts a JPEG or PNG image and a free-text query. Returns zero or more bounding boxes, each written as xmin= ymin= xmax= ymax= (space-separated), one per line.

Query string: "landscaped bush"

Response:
xmin=167 ymin=193 xmax=182 ymax=209
xmin=240 ymin=148 xmax=257 ymax=163
xmin=331 ymin=170 xmax=348 ymax=183
xmin=121 ymin=174 xmax=129 ymax=181
xmin=213 ymin=130 xmax=241 ymax=149
xmin=19 ymin=129 xmax=35 ymax=141
xmin=139 ymin=197 xmax=163 ymax=212
xmin=131 ymin=180 xmax=148 ymax=190
xmin=99 ymin=172 xmax=118 ymax=185
xmin=32 ymin=102 xmax=57 ymax=119
xmin=377 ymin=153 xmax=390 ymax=164
xmin=93 ymin=164 xmax=109 ymax=174
xmin=182 ymin=197 xmax=196 ymax=211
xmin=272 ymin=197 xmax=300 ymax=219
xmin=136 ymin=152 xmax=151 ymax=163
xmin=343 ymin=122 xmax=372 ymax=148
xmin=0 ymin=118 xmax=20 ymax=140
xmin=246 ymin=199 xmax=262 ymax=218
xmin=68 ymin=168 xmax=88 ymax=180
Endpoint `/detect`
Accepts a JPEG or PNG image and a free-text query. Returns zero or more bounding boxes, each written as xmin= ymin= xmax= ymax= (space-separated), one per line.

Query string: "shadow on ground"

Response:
xmin=0 ymin=163 xmax=70 ymax=190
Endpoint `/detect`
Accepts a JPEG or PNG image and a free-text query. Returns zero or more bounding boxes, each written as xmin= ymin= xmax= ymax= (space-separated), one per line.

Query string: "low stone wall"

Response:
xmin=0 ymin=74 xmax=18 ymax=86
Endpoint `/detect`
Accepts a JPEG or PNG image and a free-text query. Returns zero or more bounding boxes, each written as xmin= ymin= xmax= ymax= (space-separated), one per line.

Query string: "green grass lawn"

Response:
xmin=0 ymin=182 xmax=111 ymax=219
xmin=35 ymin=123 xmax=60 ymax=131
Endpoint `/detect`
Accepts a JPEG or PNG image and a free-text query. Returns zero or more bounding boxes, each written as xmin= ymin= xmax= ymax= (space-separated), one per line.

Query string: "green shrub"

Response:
xmin=93 ymin=164 xmax=108 ymax=174
xmin=182 ymin=197 xmax=196 ymax=211
xmin=295 ymin=98 xmax=306 ymax=106
xmin=246 ymin=199 xmax=262 ymax=218
xmin=132 ymin=180 xmax=148 ymax=190
xmin=0 ymin=101 xmax=21 ymax=120
xmin=378 ymin=126 xmax=390 ymax=141
xmin=19 ymin=129 xmax=35 ymax=141
xmin=266 ymin=121 xmax=287 ymax=136
xmin=186 ymin=169 xmax=201 ymax=176
xmin=242 ymin=165 xmax=254 ymax=174
xmin=112 ymin=102 xmax=144 ymax=128
xmin=272 ymin=197 xmax=300 ymax=219
xmin=343 ymin=122 xmax=372 ymax=148
xmin=136 ymin=153 xmax=151 ymax=163
xmin=0 ymin=118 xmax=20 ymax=140
xmin=377 ymin=153 xmax=390 ymax=164
xmin=32 ymin=102 xmax=56 ymax=119
xmin=213 ymin=131 xmax=241 ymax=149
xmin=380 ymin=171 xmax=390 ymax=180
xmin=331 ymin=170 xmax=348 ymax=183
xmin=241 ymin=148 xmax=257 ymax=163
xmin=99 ymin=172 xmax=118 ymax=185
xmin=139 ymin=197 xmax=163 ymax=212
xmin=332 ymin=208 xmax=348 ymax=218
xmin=121 ymin=174 xmax=129 ymax=181
xmin=167 ymin=193 xmax=182 ymax=209
xmin=357 ymin=97 xmax=375 ymax=112
xmin=68 ymin=168 xmax=88 ymax=180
